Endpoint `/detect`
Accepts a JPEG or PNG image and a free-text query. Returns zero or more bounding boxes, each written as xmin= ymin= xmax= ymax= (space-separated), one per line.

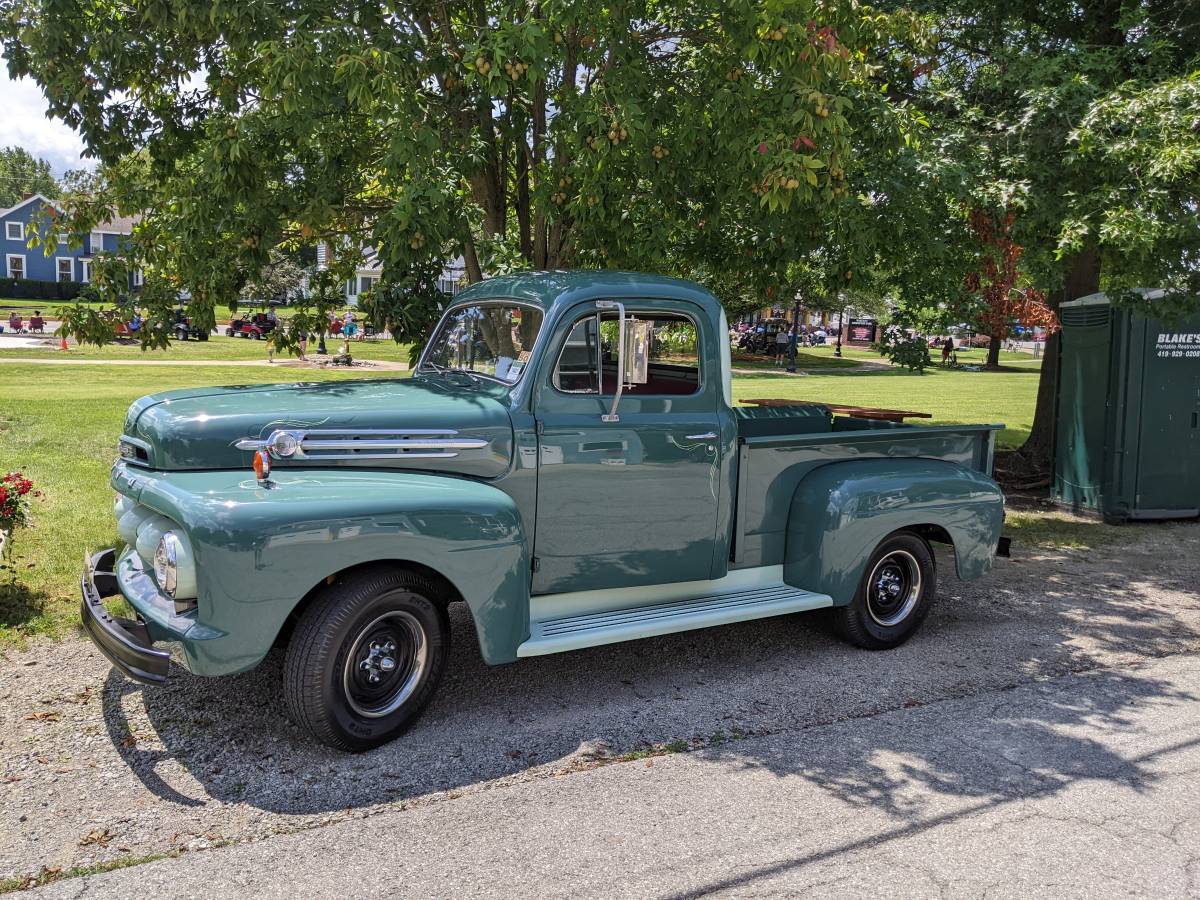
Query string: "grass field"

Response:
xmin=0 ymin=349 xmax=1044 ymax=647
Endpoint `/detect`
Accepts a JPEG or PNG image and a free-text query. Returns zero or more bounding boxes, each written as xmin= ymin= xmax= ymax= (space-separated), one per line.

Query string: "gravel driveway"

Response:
xmin=3 ymin=522 xmax=1199 ymax=888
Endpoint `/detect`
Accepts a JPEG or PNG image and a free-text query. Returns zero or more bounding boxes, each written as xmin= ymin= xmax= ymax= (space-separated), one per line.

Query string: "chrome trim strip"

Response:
xmin=235 ymin=428 xmax=488 ymax=461
xmin=300 ymin=439 xmax=487 ymax=451
xmin=295 ymin=452 xmax=460 ymax=460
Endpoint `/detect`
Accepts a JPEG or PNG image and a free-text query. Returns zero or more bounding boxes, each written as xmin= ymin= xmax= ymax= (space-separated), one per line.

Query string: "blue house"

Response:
xmin=1 ymin=193 xmax=138 ymax=286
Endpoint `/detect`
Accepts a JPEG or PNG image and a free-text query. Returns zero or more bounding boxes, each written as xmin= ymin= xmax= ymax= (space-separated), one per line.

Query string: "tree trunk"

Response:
xmin=1018 ymin=247 xmax=1101 ymax=468
xmin=462 ymin=233 xmax=484 ymax=284
xmin=986 ymin=335 xmax=1002 ymax=368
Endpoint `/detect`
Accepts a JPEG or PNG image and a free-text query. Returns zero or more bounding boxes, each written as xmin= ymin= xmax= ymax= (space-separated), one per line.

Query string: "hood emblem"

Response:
xmin=234 ymin=428 xmax=488 ymax=461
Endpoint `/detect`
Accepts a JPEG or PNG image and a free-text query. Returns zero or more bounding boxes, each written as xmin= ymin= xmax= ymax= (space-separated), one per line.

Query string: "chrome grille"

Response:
xmin=235 ymin=428 xmax=489 ymax=461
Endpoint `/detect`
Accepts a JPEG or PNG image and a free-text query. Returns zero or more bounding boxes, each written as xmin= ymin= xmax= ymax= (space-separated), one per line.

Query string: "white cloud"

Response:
xmin=0 ymin=61 xmax=94 ymax=175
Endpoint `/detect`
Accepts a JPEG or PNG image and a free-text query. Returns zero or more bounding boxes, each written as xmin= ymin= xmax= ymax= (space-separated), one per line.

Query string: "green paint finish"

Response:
xmin=783 ymin=458 xmax=1005 ymax=605
xmin=128 ymin=378 xmax=514 ymax=476
xmin=734 ymin=424 xmax=1000 ymax=569
xmin=1054 ymin=291 xmax=1200 ymax=522
xmin=90 ymin=271 xmax=1008 ymax=680
xmin=111 ymin=462 xmax=529 ymax=670
xmin=530 ymin=295 xmax=729 ymax=592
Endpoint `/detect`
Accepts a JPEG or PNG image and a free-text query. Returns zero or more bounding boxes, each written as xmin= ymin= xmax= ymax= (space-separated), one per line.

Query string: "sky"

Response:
xmin=1 ymin=58 xmax=93 ymax=175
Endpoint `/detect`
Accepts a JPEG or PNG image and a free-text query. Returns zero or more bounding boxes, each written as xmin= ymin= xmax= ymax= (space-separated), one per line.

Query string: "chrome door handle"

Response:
xmin=685 ymin=432 xmax=718 ymax=440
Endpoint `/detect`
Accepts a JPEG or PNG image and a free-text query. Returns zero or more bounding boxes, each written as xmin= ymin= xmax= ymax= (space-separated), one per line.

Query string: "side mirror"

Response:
xmin=596 ymin=301 xmax=651 ymax=423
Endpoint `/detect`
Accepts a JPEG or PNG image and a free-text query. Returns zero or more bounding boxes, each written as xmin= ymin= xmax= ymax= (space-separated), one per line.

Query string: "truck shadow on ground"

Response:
xmin=100 ymin=533 xmax=1200 ymax=831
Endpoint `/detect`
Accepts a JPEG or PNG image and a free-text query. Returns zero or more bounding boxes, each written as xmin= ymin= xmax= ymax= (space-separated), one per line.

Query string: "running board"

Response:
xmin=517 ymin=584 xmax=833 ymax=657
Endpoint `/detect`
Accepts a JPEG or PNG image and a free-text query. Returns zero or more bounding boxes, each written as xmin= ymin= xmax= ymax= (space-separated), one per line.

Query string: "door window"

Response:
xmin=552 ymin=311 xmax=701 ymax=396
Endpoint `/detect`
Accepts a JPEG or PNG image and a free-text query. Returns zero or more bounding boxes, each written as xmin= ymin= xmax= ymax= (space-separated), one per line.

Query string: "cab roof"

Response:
xmin=452 ymin=270 xmax=724 ymax=319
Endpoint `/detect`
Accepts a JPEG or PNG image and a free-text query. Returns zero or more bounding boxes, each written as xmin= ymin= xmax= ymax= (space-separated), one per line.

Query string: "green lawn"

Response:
xmin=731 ymin=363 xmax=1040 ymax=446
xmin=0 ymin=363 xmax=403 ymax=645
xmin=0 ymin=353 xmax=1042 ymax=647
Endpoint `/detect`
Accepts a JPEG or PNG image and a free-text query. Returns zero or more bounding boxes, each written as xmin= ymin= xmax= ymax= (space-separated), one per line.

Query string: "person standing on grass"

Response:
xmin=942 ymin=336 xmax=954 ymax=367
xmin=775 ymin=327 xmax=789 ymax=366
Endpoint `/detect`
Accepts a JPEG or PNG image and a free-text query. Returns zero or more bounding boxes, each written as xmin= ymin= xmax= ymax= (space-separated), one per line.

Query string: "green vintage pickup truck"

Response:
xmin=83 ymin=271 xmax=1005 ymax=750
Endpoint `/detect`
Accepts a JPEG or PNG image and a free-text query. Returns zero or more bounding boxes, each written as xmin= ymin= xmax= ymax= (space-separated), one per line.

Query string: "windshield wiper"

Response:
xmin=419 ymin=361 xmax=484 ymax=384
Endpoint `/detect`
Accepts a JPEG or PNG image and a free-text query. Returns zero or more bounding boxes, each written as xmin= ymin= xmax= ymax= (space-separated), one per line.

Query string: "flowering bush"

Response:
xmin=0 ymin=472 xmax=39 ymax=530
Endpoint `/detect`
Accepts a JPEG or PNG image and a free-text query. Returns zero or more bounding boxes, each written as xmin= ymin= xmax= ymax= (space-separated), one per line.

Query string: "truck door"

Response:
xmin=532 ymin=301 xmax=723 ymax=594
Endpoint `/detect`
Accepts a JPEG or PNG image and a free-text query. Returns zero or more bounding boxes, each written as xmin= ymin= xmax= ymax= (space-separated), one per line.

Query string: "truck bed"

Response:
xmin=732 ymin=404 xmax=1002 ymax=567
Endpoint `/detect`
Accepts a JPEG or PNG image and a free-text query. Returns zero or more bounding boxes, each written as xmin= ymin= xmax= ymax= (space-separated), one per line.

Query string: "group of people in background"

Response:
xmin=4 ymin=311 xmax=45 ymax=334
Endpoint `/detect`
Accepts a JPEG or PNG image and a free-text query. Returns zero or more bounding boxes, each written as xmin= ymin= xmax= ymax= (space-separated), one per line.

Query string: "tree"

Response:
xmin=0 ymin=145 xmax=59 ymax=207
xmin=888 ymin=0 xmax=1200 ymax=470
xmin=962 ymin=209 xmax=1058 ymax=369
xmin=0 ymin=0 xmax=914 ymax=350
xmin=239 ymin=249 xmax=307 ymax=305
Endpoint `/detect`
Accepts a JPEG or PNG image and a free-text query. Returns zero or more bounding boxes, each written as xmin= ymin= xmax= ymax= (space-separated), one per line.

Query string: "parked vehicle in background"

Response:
xmin=84 ymin=272 xmax=1007 ymax=751
xmin=172 ymin=314 xmax=210 ymax=342
xmin=226 ymin=313 xmax=276 ymax=340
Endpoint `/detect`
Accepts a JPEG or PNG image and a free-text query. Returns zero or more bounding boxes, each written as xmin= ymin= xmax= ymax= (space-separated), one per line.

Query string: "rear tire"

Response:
xmin=833 ymin=531 xmax=936 ymax=650
xmin=283 ymin=567 xmax=450 ymax=752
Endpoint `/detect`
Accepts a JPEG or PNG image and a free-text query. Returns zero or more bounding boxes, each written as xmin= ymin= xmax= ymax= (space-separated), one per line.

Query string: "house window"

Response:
xmin=58 ymin=233 xmax=69 ymax=245
xmin=6 ymin=254 xmax=25 ymax=279
xmin=57 ymin=257 xmax=74 ymax=282
xmin=5 ymin=222 xmax=23 ymax=241
xmin=133 ymin=269 xmax=144 ymax=287
xmin=80 ymin=259 xmax=91 ymax=283
xmin=90 ymin=231 xmax=105 ymax=253
xmin=359 ymin=276 xmax=378 ymax=294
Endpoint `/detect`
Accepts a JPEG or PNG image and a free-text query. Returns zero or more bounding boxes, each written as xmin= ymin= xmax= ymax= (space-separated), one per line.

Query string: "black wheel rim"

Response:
xmin=866 ymin=550 xmax=922 ymax=627
xmin=342 ymin=609 xmax=428 ymax=718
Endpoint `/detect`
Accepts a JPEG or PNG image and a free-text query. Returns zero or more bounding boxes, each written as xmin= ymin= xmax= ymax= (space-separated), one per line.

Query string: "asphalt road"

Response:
xmin=37 ymin=652 xmax=1200 ymax=898
xmin=3 ymin=520 xmax=1200 ymax=894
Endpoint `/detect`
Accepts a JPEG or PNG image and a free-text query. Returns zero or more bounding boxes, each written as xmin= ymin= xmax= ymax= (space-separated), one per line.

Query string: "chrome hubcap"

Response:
xmin=866 ymin=550 xmax=922 ymax=627
xmin=343 ymin=609 xmax=428 ymax=718
xmin=358 ymin=640 xmax=398 ymax=683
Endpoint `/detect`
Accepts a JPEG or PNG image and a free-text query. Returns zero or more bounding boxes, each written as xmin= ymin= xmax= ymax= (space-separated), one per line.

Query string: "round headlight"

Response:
xmin=153 ymin=532 xmax=181 ymax=597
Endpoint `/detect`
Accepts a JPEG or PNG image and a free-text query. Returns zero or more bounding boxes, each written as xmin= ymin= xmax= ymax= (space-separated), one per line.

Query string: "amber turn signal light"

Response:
xmin=253 ymin=448 xmax=271 ymax=482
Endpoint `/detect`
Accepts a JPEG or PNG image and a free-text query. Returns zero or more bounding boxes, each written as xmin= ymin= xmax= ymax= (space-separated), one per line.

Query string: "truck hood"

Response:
xmin=123 ymin=377 xmax=514 ymax=477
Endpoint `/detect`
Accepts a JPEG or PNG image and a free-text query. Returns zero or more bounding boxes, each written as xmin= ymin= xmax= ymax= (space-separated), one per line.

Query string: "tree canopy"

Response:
xmin=0 ymin=145 xmax=59 ymax=207
xmin=0 ymin=0 xmax=917 ymax=334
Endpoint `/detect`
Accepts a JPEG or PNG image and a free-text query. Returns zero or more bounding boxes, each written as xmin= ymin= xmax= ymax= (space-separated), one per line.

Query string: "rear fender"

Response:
xmin=783 ymin=458 xmax=1004 ymax=605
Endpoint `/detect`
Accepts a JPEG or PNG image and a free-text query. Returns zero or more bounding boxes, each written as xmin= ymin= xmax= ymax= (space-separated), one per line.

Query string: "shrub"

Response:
xmin=0 ymin=277 xmax=82 ymax=301
xmin=872 ymin=329 xmax=932 ymax=373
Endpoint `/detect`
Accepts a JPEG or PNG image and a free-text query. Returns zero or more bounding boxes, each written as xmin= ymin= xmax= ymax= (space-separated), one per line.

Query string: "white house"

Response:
xmin=316 ymin=242 xmax=466 ymax=305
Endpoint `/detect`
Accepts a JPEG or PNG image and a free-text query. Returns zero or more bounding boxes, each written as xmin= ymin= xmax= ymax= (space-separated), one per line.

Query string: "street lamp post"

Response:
xmin=834 ymin=306 xmax=847 ymax=358
xmin=786 ymin=299 xmax=800 ymax=373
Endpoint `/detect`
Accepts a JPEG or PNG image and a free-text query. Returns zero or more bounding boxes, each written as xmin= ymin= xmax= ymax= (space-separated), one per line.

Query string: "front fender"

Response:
xmin=783 ymin=458 xmax=1004 ymax=605
xmin=118 ymin=465 xmax=530 ymax=672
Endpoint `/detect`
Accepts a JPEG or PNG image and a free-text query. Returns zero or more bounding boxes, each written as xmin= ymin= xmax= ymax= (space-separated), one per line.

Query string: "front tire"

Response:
xmin=283 ymin=567 xmax=450 ymax=752
xmin=833 ymin=531 xmax=936 ymax=650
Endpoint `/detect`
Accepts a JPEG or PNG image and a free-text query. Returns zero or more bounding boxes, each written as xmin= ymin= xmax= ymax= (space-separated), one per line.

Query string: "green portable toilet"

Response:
xmin=1053 ymin=289 xmax=1200 ymax=523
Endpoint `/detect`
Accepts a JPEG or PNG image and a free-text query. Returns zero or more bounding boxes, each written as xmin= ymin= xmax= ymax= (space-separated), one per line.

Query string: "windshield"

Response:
xmin=421 ymin=302 xmax=544 ymax=383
